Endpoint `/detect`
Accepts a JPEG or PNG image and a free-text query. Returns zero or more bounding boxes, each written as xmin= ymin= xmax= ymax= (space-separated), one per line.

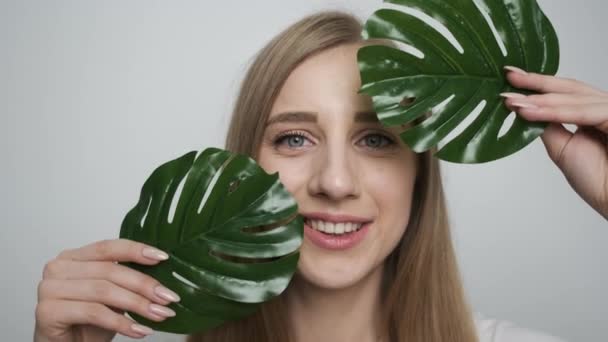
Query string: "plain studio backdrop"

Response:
xmin=2 ymin=0 xmax=606 ymax=341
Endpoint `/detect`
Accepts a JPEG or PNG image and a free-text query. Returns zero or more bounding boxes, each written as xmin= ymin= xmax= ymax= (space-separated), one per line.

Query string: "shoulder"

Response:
xmin=473 ymin=312 xmax=567 ymax=342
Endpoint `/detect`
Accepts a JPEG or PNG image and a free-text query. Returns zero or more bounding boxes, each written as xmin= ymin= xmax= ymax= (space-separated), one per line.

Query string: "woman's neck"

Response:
xmin=285 ymin=264 xmax=386 ymax=342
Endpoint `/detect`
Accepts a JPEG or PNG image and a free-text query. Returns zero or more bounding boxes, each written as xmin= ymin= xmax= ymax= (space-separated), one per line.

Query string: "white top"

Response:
xmin=155 ymin=312 xmax=569 ymax=341
xmin=474 ymin=312 xmax=567 ymax=342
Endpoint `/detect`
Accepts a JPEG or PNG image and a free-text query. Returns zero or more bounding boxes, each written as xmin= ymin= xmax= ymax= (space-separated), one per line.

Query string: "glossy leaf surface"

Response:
xmin=358 ymin=0 xmax=560 ymax=163
xmin=119 ymin=148 xmax=303 ymax=334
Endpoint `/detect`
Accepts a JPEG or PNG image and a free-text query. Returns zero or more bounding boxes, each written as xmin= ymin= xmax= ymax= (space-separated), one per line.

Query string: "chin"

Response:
xmin=293 ymin=242 xmax=384 ymax=290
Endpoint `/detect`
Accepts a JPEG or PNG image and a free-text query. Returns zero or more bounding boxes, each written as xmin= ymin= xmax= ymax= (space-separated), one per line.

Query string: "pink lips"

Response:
xmin=301 ymin=212 xmax=373 ymax=251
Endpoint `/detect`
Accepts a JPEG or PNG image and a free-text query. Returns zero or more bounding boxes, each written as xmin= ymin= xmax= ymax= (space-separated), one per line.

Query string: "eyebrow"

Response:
xmin=265 ymin=111 xmax=379 ymax=127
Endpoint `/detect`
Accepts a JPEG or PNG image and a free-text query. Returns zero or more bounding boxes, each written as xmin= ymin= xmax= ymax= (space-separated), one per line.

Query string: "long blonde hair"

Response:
xmin=188 ymin=10 xmax=478 ymax=342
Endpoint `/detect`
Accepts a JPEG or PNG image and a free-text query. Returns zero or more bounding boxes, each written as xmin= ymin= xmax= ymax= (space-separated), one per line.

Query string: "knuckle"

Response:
xmin=538 ymin=75 xmax=551 ymax=88
xmin=135 ymin=272 xmax=160 ymax=293
xmin=125 ymin=293 xmax=151 ymax=313
xmin=35 ymin=300 xmax=54 ymax=322
xmin=116 ymin=316 xmax=137 ymax=334
xmin=118 ymin=238 xmax=137 ymax=247
xmin=98 ymin=262 xmax=115 ymax=275
xmin=108 ymin=313 xmax=127 ymax=332
xmin=37 ymin=279 xmax=53 ymax=299
xmin=526 ymin=94 xmax=544 ymax=104
xmin=84 ymin=304 xmax=107 ymax=325
xmin=91 ymin=279 xmax=113 ymax=299
xmin=42 ymin=259 xmax=61 ymax=279
xmin=93 ymin=239 xmax=112 ymax=258
xmin=56 ymin=248 xmax=73 ymax=260
xmin=564 ymin=77 xmax=579 ymax=84
xmin=114 ymin=264 xmax=161 ymax=299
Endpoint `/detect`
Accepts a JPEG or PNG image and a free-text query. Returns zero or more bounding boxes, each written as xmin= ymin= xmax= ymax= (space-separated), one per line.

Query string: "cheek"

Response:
xmin=365 ymin=157 xmax=417 ymax=238
xmin=257 ymin=149 xmax=310 ymax=197
xmin=367 ymin=158 xmax=416 ymax=206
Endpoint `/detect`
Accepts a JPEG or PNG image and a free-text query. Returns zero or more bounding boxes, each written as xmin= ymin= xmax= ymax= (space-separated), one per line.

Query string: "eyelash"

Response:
xmin=272 ymin=130 xmax=396 ymax=151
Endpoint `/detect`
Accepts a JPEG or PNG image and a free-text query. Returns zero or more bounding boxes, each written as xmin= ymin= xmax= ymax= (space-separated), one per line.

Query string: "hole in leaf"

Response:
xmin=140 ymin=196 xmax=152 ymax=228
xmin=381 ymin=3 xmax=465 ymax=54
xmin=241 ymin=213 xmax=298 ymax=234
xmin=438 ymin=100 xmax=487 ymax=149
xmin=209 ymin=250 xmax=280 ymax=264
xmin=384 ymin=39 xmax=425 ymax=59
xmin=168 ymin=172 xmax=189 ymax=224
xmin=498 ymin=111 xmax=516 ymax=138
xmin=228 ymin=179 xmax=240 ymax=194
xmin=172 ymin=271 xmax=200 ymax=290
xmin=399 ymin=97 xmax=416 ymax=107
xmin=420 ymin=94 xmax=456 ymax=123
xmin=198 ymin=155 xmax=235 ymax=214
xmin=472 ymin=0 xmax=508 ymax=57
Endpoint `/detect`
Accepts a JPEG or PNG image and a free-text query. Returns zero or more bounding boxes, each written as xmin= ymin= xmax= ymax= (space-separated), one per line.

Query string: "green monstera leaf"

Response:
xmin=119 ymin=147 xmax=303 ymax=334
xmin=358 ymin=0 xmax=560 ymax=163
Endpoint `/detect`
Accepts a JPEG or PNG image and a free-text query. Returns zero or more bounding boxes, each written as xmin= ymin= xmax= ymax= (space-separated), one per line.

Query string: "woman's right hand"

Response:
xmin=34 ymin=239 xmax=181 ymax=341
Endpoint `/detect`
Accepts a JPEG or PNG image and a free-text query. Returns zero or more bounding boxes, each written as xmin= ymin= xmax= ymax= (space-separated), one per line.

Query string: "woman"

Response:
xmin=34 ymin=11 xmax=607 ymax=342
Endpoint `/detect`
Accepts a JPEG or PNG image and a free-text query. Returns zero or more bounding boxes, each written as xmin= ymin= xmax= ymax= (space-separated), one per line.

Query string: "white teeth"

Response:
xmin=334 ymin=223 xmax=345 ymax=234
xmin=345 ymin=223 xmax=353 ymax=233
xmin=306 ymin=219 xmax=364 ymax=235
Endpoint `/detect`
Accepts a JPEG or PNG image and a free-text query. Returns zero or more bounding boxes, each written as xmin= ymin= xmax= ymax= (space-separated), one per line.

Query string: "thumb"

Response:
xmin=540 ymin=123 xmax=574 ymax=168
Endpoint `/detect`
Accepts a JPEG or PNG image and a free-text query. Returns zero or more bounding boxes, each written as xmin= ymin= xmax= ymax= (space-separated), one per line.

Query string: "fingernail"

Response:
xmin=154 ymin=285 xmax=181 ymax=302
xmin=499 ymin=92 xmax=526 ymax=99
xmin=131 ymin=323 xmax=154 ymax=336
xmin=504 ymin=65 xmax=527 ymax=75
xmin=512 ymin=102 xmax=539 ymax=109
xmin=149 ymin=303 xmax=176 ymax=317
xmin=142 ymin=247 xmax=169 ymax=261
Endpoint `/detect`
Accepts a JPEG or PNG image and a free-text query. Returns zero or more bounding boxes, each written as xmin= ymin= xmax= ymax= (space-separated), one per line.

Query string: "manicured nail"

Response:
xmin=154 ymin=285 xmax=181 ymax=302
xmin=511 ymin=102 xmax=539 ymax=109
xmin=499 ymin=92 xmax=526 ymax=99
xmin=131 ymin=323 xmax=154 ymax=336
xmin=504 ymin=65 xmax=527 ymax=75
xmin=142 ymin=247 xmax=169 ymax=261
xmin=149 ymin=303 xmax=176 ymax=317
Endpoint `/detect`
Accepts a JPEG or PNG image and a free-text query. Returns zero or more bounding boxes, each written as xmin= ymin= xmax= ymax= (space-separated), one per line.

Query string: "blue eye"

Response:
xmin=285 ymin=135 xmax=305 ymax=147
xmin=273 ymin=132 xmax=310 ymax=149
xmin=272 ymin=131 xmax=394 ymax=151
xmin=360 ymin=133 xmax=394 ymax=149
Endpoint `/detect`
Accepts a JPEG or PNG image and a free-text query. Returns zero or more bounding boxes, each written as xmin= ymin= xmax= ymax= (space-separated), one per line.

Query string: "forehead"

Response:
xmin=269 ymin=43 xmax=374 ymax=121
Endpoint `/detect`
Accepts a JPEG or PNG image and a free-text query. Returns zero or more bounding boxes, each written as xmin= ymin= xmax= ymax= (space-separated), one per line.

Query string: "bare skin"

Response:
xmin=256 ymin=43 xmax=416 ymax=342
xmin=34 ymin=239 xmax=179 ymax=341
xmin=502 ymin=66 xmax=608 ymax=220
xmin=33 ymin=55 xmax=607 ymax=342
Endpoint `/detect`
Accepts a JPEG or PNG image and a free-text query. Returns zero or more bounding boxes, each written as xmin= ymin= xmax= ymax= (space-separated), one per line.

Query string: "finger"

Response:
xmin=502 ymin=92 xmax=608 ymax=108
xmin=42 ymin=259 xmax=181 ymax=304
xmin=504 ymin=66 xmax=606 ymax=96
xmin=57 ymin=239 xmax=169 ymax=264
xmin=36 ymin=299 xmax=154 ymax=339
xmin=38 ymin=279 xmax=176 ymax=323
xmin=513 ymin=103 xmax=608 ymax=133
xmin=539 ymin=123 xmax=575 ymax=168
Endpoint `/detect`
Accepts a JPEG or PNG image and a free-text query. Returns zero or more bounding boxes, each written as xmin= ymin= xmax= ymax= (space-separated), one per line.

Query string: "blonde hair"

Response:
xmin=188 ymin=10 xmax=478 ymax=342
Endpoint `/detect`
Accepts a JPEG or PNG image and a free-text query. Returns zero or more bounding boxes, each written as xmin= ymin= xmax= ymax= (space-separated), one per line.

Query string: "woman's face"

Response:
xmin=257 ymin=43 xmax=418 ymax=289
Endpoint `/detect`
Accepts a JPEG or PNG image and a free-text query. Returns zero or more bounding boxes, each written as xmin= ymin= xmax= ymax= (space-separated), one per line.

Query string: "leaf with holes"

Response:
xmin=119 ymin=147 xmax=303 ymax=334
xmin=358 ymin=0 xmax=560 ymax=163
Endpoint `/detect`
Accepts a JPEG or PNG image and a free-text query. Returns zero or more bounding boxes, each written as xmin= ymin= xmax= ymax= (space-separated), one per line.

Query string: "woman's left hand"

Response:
xmin=501 ymin=66 xmax=608 ymax=220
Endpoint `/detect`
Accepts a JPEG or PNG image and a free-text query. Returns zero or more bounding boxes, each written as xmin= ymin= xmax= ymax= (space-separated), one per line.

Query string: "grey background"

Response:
xmin=2 ymin=1 xmax=606 ymax=341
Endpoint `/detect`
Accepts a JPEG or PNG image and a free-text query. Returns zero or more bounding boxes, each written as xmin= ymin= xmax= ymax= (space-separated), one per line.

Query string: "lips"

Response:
xmin=301 ymin=212 xmax=373 ymax=224
xmin=300 ymin=212 xmax=373 ymax=250
xmin=303 ymin=221 xmax=371 ymax=250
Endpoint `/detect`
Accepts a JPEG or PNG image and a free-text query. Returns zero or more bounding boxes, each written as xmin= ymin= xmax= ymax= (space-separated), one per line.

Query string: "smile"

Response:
xmin=301 ymin=212 xmax=373 ymax=250
xmin=305 ymin=219 xmax=363 ymax=235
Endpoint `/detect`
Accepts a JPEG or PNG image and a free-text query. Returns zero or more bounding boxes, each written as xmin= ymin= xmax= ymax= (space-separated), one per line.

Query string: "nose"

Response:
xmin=307 ymin=142 xmax=360 ymax=201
